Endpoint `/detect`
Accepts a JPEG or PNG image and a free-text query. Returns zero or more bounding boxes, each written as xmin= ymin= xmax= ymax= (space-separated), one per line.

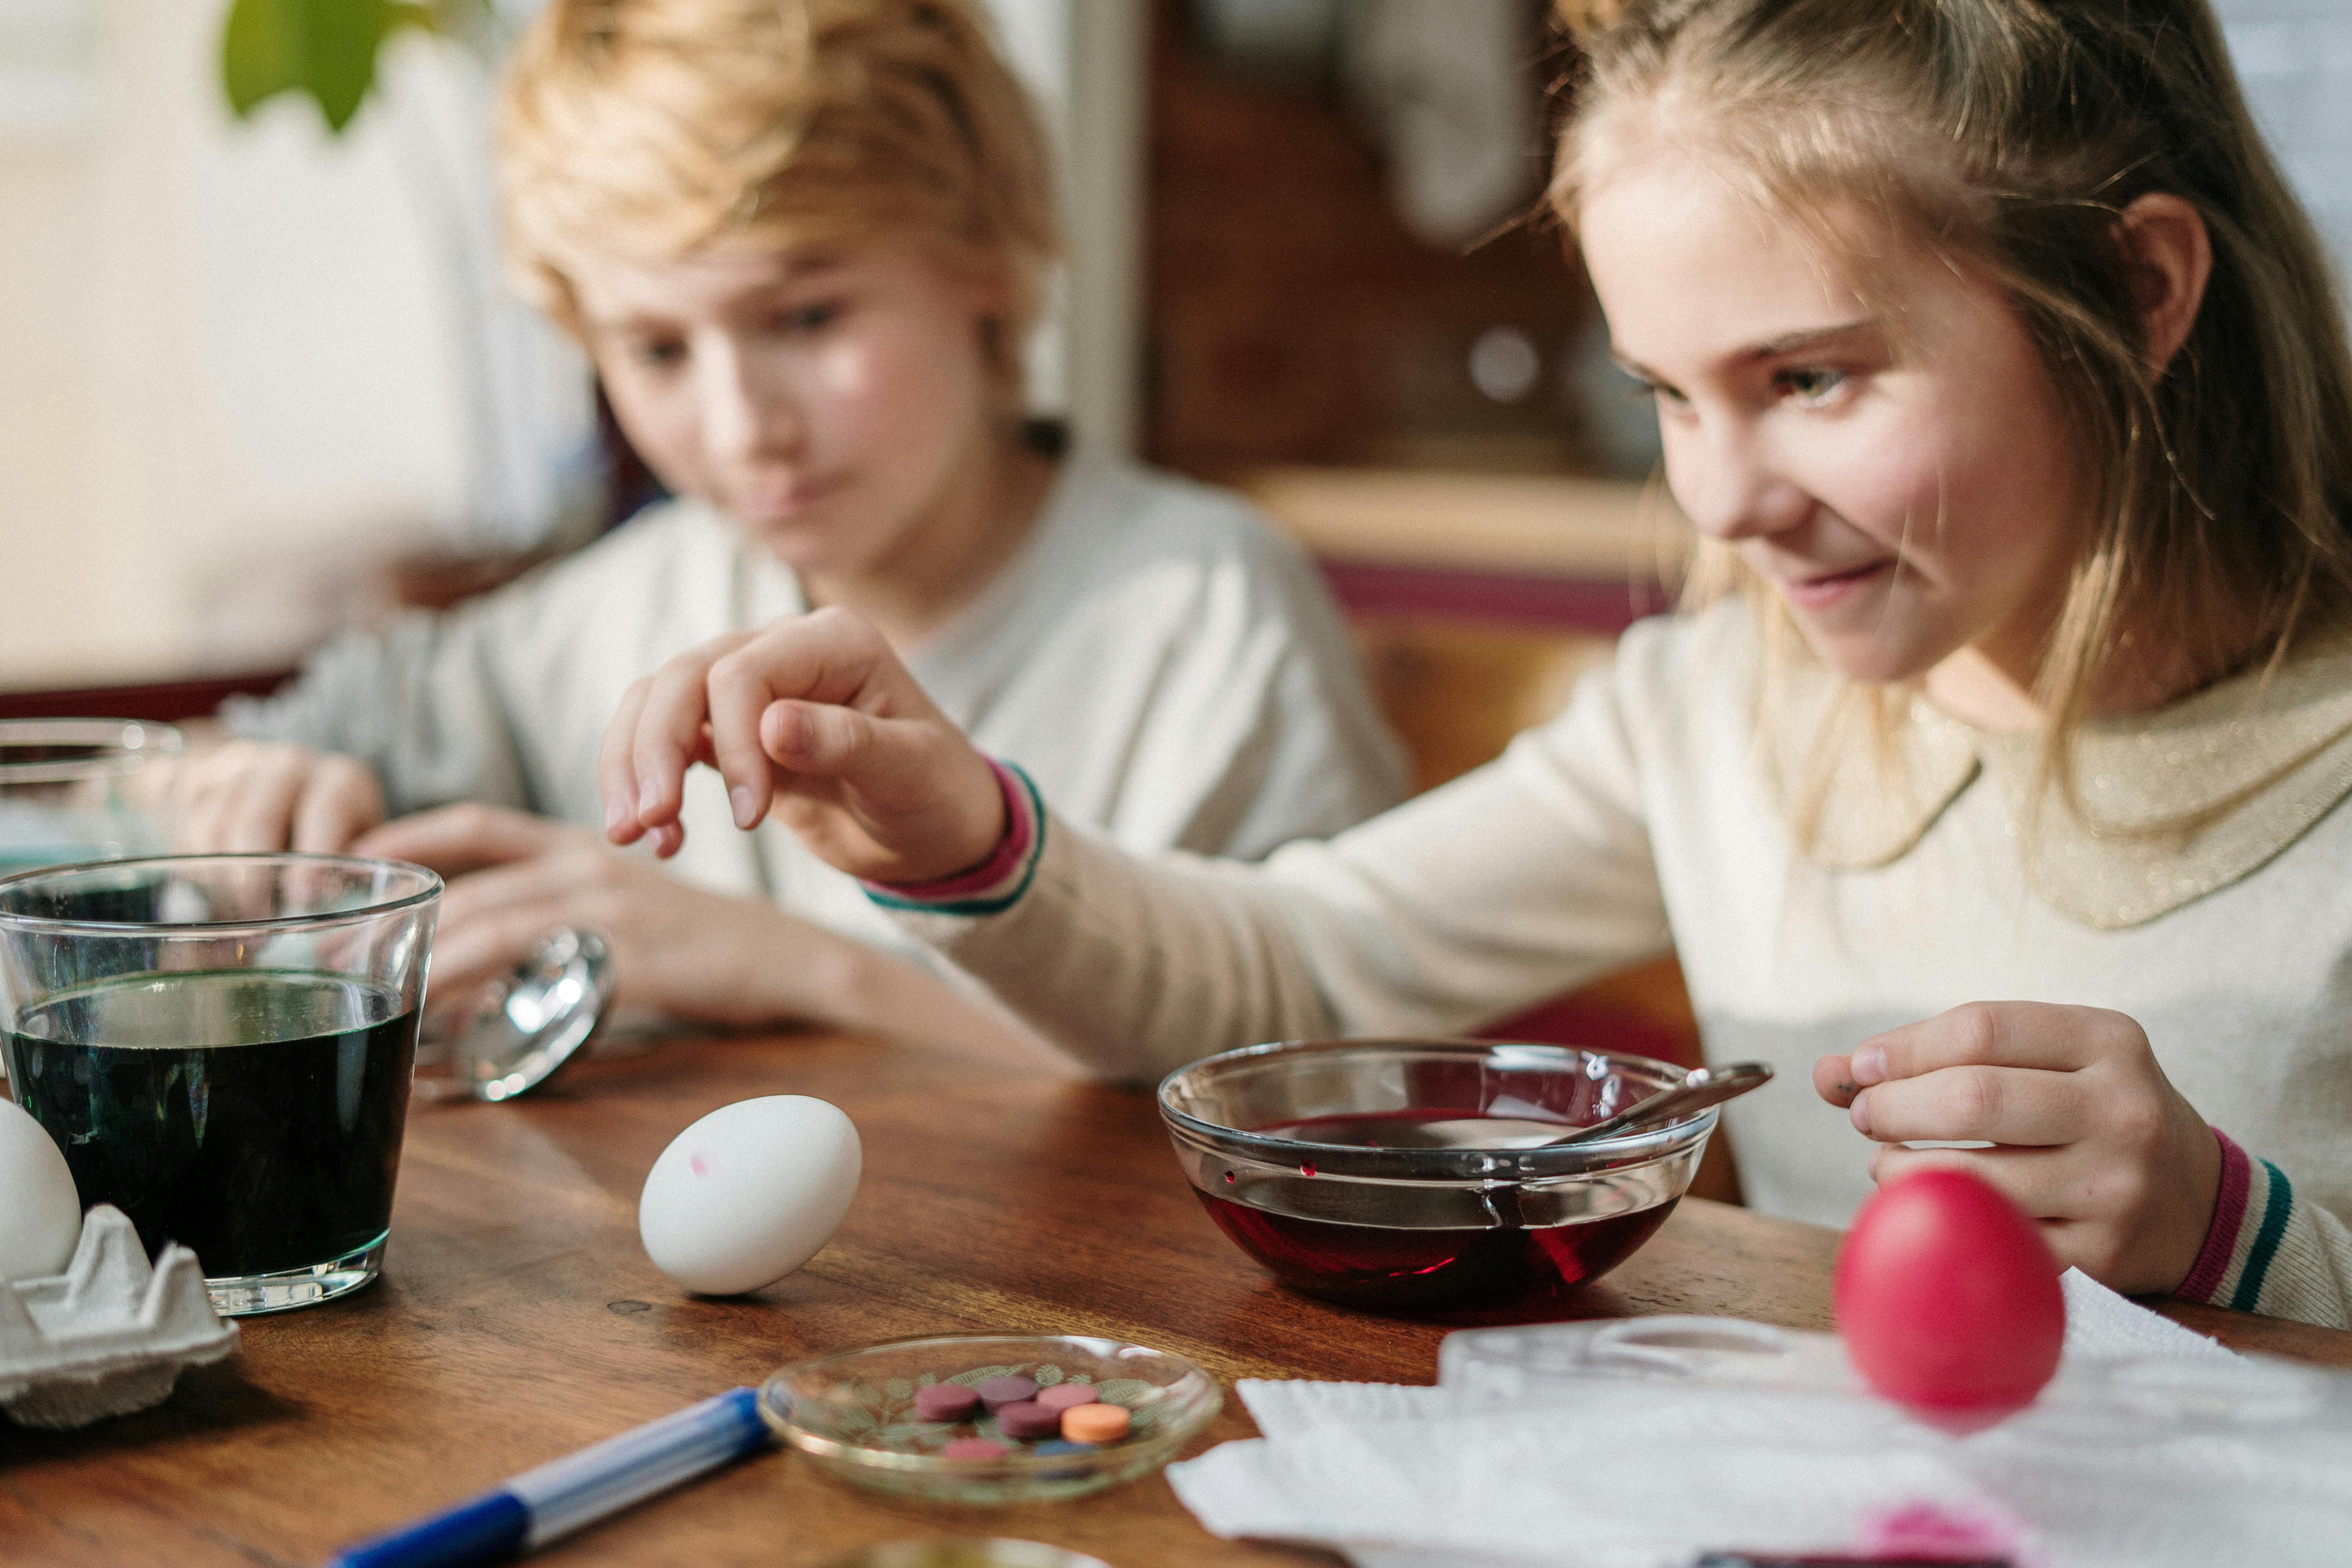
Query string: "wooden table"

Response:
xmin=6 ymin=1028 xmax=2348 ymax=1567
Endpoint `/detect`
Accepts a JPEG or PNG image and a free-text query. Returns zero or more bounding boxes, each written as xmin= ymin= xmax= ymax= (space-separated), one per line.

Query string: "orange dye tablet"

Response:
xmin=1060 ymin=1403 xmax=1130 ymax=1443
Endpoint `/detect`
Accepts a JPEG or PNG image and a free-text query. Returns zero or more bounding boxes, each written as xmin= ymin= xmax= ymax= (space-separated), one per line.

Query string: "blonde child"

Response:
xmin=608 ymin=0 xmax=2352 ymax=1328
xmin=173 ymin=0 xmax=1403 ymax=1044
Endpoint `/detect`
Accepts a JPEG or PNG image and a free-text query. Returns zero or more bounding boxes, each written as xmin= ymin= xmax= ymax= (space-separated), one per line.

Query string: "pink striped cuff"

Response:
xmin=860 ymin=759 xmax=1044 ymax=917
xmin=2179 ymin=1126 xmax=2252 ymax=1303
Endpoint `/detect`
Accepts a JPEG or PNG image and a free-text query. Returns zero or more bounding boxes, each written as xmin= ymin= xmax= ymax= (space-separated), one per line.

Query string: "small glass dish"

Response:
xmin=759 ymin=1334 xmax=1222 ymax=1505
xmin=1159 ymin=1038 xmax=1717 ymax=1312
xmin=0 ymin=718 xmax=182 ymax=878
xmin=817 ymin=1543 xmax=1112 ymax=1568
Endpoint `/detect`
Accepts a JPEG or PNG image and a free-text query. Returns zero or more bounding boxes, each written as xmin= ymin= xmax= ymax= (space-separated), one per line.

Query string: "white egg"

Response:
xmin=0 ymin=1098 xmax=81 ymax=1283
xmin=638 ymin=1096 xmax=861 ymax=1296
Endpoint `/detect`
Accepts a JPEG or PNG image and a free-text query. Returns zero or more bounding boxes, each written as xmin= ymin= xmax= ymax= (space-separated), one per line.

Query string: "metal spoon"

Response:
xmin=1395 ymin=1061 xmax=1774 ymax=1150
xmin=412 ymin=928 xmax=615 ymax=1103
xmin=1541 ymin=1060 xmax=1774 ymax=1145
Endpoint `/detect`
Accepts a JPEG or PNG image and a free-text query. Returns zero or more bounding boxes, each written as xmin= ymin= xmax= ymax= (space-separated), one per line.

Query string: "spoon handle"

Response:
xmin=1563 ymin=1060 xmax=1774 ymax=1143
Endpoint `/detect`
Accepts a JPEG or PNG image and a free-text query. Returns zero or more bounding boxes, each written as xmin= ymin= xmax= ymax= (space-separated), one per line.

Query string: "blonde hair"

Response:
xmin=500 ymin=0 xmax=1060 ymax=401
xmin=1549 ymin=0 xmax=2352 ymax=837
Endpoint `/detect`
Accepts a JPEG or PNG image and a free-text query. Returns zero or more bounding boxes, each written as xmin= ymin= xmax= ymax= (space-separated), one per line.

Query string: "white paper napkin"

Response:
xmin=1167 ymin=1272 xmax=2352 ymax=1568
xmin=2058 ymin=1268 xmax=2230 ymax=1360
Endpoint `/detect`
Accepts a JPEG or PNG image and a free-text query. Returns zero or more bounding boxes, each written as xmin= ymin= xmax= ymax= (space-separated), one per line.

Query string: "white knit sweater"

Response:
xmin=882 ymin=602 xmax=2352 ymax=1329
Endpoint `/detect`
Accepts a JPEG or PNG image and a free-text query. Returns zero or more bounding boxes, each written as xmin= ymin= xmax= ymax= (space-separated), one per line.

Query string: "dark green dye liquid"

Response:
xmin=0 ymin=862 xmax=162 ymax=921
xmin=3 ymin=971 xmax=417 ymax=1277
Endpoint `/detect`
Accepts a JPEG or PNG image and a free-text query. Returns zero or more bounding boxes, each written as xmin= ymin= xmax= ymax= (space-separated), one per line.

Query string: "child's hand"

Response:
xmin=600 ymin=607 xmax=1006 ymax=885
xmin=158 ymin=739 xmax=387 ymax=854
xmin=1814 ymin=1002 xmax=2223 ymax=1295
xmin=354 ymin=804 xmax=893 ymax=1029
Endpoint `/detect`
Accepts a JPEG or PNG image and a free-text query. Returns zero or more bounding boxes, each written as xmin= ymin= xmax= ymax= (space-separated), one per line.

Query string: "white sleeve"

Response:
xmin=221 ymin=604 xmax=535 ymax=817
xmin=889 ymin=647 xmax=1671 ymax=1082
xmin=1143 ymin=541 xmax=1408 ymax=861
xmin=1044 ymin=536 xmax=1406 ymax=864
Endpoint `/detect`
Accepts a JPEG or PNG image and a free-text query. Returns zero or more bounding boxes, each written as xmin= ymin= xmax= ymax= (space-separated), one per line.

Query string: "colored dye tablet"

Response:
xmin=1060 ymin=1403 xmax=1130 ymax=1443
xmin=975 ymin=1375 xmax=1039 ymax=1411
xmin=994 ymin=1400 xmax=1063 ymax=1440
xmin=939 ymin=1438 xmax=1009 ymax=1460
xmin=1032 ymin=1439 xmax=1096 ymax=1456
xmin=1036 ymin=1382 xmax=1098 ymax=1412
xmin=913 ymin=1382 xmax=981 ymax=1421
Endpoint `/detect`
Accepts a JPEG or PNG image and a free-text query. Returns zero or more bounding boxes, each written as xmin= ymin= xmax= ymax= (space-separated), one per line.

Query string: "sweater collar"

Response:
xmin=1783 ymin=630 xmax=2352 ymax=929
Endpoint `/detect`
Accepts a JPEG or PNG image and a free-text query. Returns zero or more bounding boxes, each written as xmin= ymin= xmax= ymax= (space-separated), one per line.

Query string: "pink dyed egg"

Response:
xmin=1835 ymin=1169 xmax=2065 ymax=1433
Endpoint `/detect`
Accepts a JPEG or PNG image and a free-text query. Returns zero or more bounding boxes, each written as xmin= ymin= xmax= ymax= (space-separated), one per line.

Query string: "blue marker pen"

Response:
xmin=329 ymin=1387 xmax=773 ymax=1568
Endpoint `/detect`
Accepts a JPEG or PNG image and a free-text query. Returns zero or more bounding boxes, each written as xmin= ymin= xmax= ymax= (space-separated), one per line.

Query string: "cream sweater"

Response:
xmin=881 ymin=603 xmax=2352 ymax=1329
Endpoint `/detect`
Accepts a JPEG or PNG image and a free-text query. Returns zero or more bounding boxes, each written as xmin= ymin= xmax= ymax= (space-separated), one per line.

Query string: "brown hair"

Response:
xmin=500 ymin=0 xmax=1060 ymax=401
xmin=1550 ymin=0 xmax=2352 ymax=834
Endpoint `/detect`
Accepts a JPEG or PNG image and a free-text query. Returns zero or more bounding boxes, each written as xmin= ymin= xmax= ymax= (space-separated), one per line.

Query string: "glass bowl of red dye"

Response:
xmin=1159 ymin=1038 xmax=1716 ymax=1313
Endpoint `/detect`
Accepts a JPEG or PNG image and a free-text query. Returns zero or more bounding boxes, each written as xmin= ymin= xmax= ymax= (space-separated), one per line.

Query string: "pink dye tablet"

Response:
xmin=913 ymin=1382 xmax=981 ymax=1421
xmin=1035 ymin=1382 xmax=1098 ymax=1412
xmin=974 ymin=1375 xmax=1039 ymax=1411
xmin=993 ymin=1400 xmax=1063 ymax=1440
xmin=939 ymin=1438 xmax=1009 ymax=1460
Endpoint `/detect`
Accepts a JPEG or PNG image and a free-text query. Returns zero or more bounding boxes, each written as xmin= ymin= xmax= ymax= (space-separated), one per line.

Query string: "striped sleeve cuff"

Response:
xmin=859 ymin=759 xmax=1045 ymax=918
xmin=2179 ymin=1127 xmax=2295 ymax=1314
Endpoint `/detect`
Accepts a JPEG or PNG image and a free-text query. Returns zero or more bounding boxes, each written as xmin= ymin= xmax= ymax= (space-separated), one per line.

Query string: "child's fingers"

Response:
xmin=631 ymin=641 xmax=743 ymax=830
xmin=760 ymin=699 xmax=880 ymax=779
xmin=218 ymin=747 xmax=311 ymax=852
xmin=353 ymin=803 xmax=561 ymax=876
xmin=291 ymin=757 xmax=385 ymax=854
xmin=1867 ymin=1142 xmax=2102 ymax=1226
xmin=1849 ymin=1001 xmax=2118 ymax=1086
xmin=1813 ymin=1053 xmax=1860 ymax=1107
xmin=705 ymin=643 xmax=788 ymax=830
xmin=1848 ymin=1063 xmax=2087 ymax=1147
xmin=601 ymin=677 xmax=655 ymax=842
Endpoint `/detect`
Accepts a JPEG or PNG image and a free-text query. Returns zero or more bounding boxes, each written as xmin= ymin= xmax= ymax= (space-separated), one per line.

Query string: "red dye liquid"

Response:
xmin=1196 ymin=1108 xmax=1678 ymax=1312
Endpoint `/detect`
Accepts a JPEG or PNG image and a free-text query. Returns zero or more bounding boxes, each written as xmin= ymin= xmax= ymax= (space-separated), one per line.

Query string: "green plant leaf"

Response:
xmin=220 ymin=0 xmax=438 ymax=134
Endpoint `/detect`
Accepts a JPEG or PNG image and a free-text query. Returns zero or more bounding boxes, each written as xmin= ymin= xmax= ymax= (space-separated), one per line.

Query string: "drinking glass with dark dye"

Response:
xmin=0 ymin=853 xmax=441 ymax=1316
xmin=1158 ymin=1038 xmax=1718 ymax=1313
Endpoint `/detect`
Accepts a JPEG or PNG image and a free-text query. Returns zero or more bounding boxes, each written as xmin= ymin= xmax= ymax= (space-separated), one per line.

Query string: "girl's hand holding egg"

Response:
xmin=1814 ymin=1001 xmax=2223 ymax=1296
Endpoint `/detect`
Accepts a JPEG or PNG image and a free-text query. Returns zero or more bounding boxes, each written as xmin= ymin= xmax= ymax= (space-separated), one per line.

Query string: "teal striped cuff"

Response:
xmin=2179 ymin=1127 xmax=2295 ymax=1316
xmin=861 ymin=759 xmax=1045 ymax=918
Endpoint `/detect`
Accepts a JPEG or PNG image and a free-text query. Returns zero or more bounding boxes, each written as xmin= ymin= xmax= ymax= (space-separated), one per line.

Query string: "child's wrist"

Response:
xmin=2177 ymin=1126 xmax=2254 ymax=1304
xmin=861 ymin=759 xmax=1045 ymax=916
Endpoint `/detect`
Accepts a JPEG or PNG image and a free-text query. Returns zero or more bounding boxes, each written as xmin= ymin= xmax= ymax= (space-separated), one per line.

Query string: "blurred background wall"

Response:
xmin=0 ymin=0 xmax=1142 ymax=690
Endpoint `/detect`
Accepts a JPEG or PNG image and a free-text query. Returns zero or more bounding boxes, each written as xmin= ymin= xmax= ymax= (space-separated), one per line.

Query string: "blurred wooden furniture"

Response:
xmin=5 ymin=1025 xmax=2345 ymax=1568
xmin=1144 ymin=0 xmax=1595 ymax=473
xmin=0 ymin=673 xmax=290 ymax=724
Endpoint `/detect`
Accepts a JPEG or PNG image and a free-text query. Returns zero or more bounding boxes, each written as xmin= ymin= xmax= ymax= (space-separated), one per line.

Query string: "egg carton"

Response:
xmin=1 ymin=1206 xmax=239 ymax=1429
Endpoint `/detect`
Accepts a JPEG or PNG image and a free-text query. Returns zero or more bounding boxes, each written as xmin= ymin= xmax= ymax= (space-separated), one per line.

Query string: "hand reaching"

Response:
xmin=600 ymin=607 xmax=1005 ymax=884
xmin=159 ymin=739 xmax=386 ymax=854
xmin=355 ymin=803 xmax=869 ymax=1030
xmin=1815 ymin=1001 xmax=2222 ymax=1295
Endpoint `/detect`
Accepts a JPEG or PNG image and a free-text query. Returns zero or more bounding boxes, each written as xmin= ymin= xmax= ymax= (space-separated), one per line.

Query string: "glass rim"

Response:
xmin=1156 ymin=1036 xmax=1717 ymax=1180
xmin=0 ymin=718 xmax=185 ymax=785
xmin=0 ymin=851 xmax=442 ymax=934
